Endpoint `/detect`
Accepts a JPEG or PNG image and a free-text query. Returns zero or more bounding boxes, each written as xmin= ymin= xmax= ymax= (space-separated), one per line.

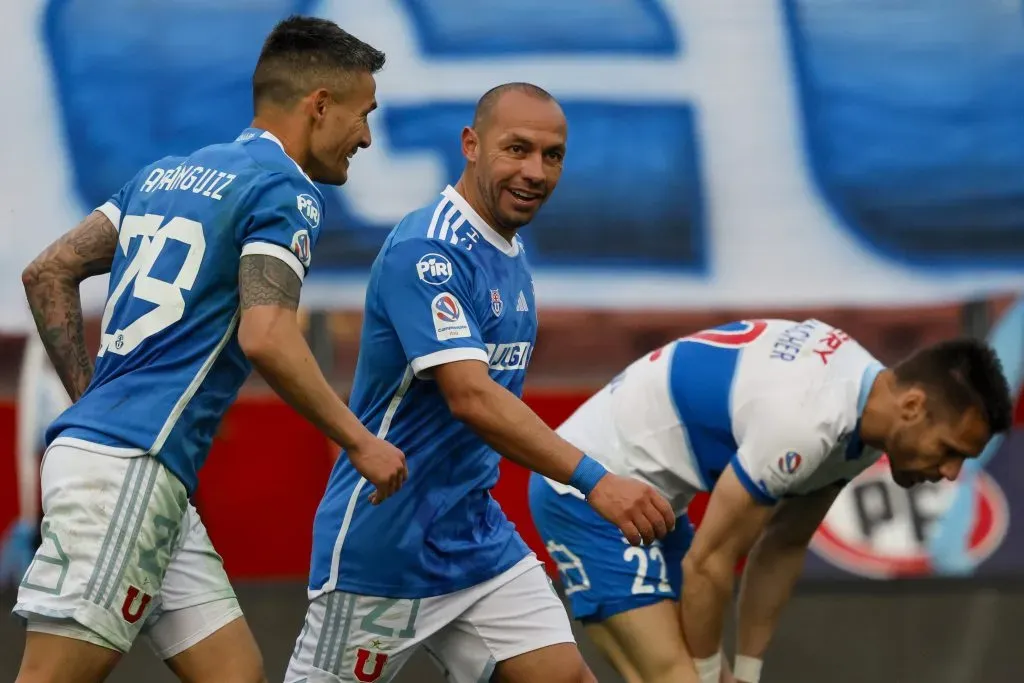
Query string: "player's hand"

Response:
xmin=346 ymin=436 xmax=408 ymax=505
xmin=586 ymin=473 xmax=675 ymax=545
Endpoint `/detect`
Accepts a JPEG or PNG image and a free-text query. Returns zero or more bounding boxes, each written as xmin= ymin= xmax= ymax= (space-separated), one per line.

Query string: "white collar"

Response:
xmin=442 ymin=185 xmax=520 ymax=257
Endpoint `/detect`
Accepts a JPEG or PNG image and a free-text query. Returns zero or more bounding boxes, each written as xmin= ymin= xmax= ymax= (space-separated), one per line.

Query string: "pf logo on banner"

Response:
xmin=809 ymin=458 xmax=1009 ymax=579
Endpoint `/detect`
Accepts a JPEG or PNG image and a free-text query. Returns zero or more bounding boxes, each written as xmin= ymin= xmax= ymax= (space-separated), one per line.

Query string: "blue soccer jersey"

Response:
xmin=309 ymin=186 xmax=537 ymax=599
xmin=47 ymin=128 xmax=323 ymax=494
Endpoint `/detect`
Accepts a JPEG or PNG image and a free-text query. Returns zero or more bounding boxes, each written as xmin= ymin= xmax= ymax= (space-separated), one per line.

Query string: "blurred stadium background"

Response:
xmin=2 ymin=1 xmax=1024 ymax=681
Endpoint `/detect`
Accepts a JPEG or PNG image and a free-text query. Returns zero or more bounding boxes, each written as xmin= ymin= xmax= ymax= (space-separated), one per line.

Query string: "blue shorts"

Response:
xmin=527 ymin=472 xmax=693 ymax=624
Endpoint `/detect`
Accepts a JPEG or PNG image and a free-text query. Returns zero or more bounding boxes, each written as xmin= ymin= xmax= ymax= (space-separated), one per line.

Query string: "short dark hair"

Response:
xmin=893 ymin=338 xmax=1013 ymax=434
xmin=472 ymin=82 xmax=557 ymax=129
xmin=252 ymin=16 xmax=385 ymax=111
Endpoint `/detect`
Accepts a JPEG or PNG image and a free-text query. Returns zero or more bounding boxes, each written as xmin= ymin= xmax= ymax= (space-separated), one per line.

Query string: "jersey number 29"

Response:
xmin=98 ymin=214 xmax=206 ymax=357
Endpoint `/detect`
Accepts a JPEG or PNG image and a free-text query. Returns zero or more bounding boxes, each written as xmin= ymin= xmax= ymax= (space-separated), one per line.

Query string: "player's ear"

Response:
xmin=309 ymin=89 xmax=332 ymax=122
xmin=461 ymin=126 xmax=479 ymax=163
xmin=898 ymin=386 xmax=926 ymax=423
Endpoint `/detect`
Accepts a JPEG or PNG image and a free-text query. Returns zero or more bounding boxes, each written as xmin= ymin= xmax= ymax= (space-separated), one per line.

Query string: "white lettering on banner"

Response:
xmin=485 ymin=342 xmax=532 ymax=371
xmin=4 ymin=0 xmax=1024 ymax=330
xmin=295 ymin=0 xmax=1024 ymax=309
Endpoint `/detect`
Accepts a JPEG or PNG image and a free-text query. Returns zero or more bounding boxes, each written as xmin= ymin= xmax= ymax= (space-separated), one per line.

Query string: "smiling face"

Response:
xmin=462 ymin=90 xmax=567 ymax=231
xmin=304 ymin=71 xmax=378 ymax=186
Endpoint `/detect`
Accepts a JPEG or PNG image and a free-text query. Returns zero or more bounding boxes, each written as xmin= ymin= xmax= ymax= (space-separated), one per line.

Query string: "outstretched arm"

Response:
xmin=434 ymin=359 xmax=675 ymax=545
xmin=21 ymin=210 xmax=117 ymax=401
xmin=733 ymin=484 xmax=841 ymax=682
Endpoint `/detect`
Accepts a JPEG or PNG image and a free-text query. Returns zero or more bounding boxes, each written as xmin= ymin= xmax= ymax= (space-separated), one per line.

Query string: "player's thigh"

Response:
xmin=528 ymin=473 xmax=682 ymax=623
xmin=162 ymin=615 xmax=264 ymax=683
xmin=15 ymin=628 xmax=120 ymax=683
xmin=14 ymin=446 xmax=189 ymax=655
xmin=426 ymin=557 xmax=585 ymax=683
xmin=143 ymin=505 xmax=261 ymax=682
xmin=586 ymin=600 xmax=698 ymax=683
xmin=285 ymin=589 xmax=460 ymax=683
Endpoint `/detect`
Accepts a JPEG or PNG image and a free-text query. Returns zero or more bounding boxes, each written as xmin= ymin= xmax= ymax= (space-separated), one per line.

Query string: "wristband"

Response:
xmin=694 ymin=652 xmax=722 ymax=683
xmin=734 ymin=655 xmax=763 ymax=683
xmin=568 ymin=454 xmax=607 ymax=498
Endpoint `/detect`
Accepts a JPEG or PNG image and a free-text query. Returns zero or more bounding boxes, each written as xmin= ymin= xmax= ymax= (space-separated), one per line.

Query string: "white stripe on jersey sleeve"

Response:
xmin=411 ymin=347 xmax=489 ymax=379
xmin=425 ymin=197 xmax=449 ymax=239
xmin=96 ymin=202 xmax=122 ymax=231
xmin=241 ymin=242 xmax=305 ymax=282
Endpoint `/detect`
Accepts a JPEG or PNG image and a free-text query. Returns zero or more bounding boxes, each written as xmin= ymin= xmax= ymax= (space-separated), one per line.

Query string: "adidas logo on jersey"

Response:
xmin=516 ymin=290 xmax=529 ymax=312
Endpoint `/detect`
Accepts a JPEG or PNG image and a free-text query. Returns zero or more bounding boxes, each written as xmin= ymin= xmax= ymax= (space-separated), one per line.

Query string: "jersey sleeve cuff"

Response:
xmin=95 ymin=202 xmax=122 ymax=231
xmin=241 ymin=242 xmax=305 ymax=282
xmin=729 ymin=454 xmax=778 ymax=506
xmin=411 ymin=347 xmax=489 ymax=379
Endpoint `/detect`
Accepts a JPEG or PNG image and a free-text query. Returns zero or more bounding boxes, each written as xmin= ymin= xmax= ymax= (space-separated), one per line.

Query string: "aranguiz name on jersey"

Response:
xmin=140 ymin=165 xmax=236 ymax=200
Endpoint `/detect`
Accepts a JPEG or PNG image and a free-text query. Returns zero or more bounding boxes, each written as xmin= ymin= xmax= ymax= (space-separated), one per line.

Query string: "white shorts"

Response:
xmin=285 ymin=555 xmax=576 ymax=683
xmin=14 ymin=444 xmax=240 ymax=658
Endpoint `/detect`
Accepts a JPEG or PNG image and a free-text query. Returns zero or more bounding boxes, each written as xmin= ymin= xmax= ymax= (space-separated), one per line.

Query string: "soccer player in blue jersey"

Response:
xmin=285 ymin=83 xmax=676 ymax=683
xmin=13 ymin=16 xmax=406 ymax=683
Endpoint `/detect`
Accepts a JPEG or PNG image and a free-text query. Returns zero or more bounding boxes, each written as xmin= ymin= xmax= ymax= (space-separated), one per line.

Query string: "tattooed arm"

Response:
xmin=237 ymin=255 xmax=407 ymax=502
xmin=21 ymin=211 xmax=118 ymax=402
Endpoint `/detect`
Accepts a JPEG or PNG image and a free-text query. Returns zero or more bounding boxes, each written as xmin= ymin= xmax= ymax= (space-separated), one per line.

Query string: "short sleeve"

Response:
xmin=377 ymin=237 xmax=489 ymax=378
xmin=730 ymin=397 xmax=840 ymax=505
xmin=94 ymin=175 xmax=139 ymax=231
xmin=239 ymin=173 xmax=323 ymax=282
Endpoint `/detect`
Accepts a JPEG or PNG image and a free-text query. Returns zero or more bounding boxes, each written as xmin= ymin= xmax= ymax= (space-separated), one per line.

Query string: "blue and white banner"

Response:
xmin=2 ymin=0 xmax=1024 ymax=330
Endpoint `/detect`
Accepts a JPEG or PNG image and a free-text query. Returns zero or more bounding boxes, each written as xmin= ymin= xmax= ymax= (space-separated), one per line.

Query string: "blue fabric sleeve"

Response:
xmin=376 ymin=237 xmax=489 ymax=377
xmin=239 ymin=172 xmax=322 ymax=280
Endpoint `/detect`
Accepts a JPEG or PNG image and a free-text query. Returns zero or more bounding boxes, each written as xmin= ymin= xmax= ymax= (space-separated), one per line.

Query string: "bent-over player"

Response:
xmin=530 ymin=319 xmax=1012 ymax=683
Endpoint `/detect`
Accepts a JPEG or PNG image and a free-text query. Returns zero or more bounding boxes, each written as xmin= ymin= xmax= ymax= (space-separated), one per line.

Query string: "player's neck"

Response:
xmin=250 ymin=116 xmax=310 ymax=170
xmin=453 ymin=176 xmax=518 ymax=245
xmin=859 ymin=369 xmax=896 ymax=449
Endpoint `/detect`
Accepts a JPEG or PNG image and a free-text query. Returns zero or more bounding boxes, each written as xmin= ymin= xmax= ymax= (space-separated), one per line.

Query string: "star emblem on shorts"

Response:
xmin=369 ymin=638 xmax=383 ymax=650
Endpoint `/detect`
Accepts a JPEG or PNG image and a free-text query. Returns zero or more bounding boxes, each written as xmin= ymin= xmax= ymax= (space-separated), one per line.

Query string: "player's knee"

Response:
xmin=634 ymin=653 xmax=692 ymax=683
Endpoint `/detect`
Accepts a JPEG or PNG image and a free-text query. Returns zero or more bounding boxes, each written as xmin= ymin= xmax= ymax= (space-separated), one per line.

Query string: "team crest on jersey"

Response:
xmin=291 ymin=229 xmax=311 ymax=267
xmin=296 ymin=193 xmax=321 ymax=229
xmin=490 ymin=289 xmax=503 ymax=317
xmin=432 ymin=292 xmax=471 ymax=340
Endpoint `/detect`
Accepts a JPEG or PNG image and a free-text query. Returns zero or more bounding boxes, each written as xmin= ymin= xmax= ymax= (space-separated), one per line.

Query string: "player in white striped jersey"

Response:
xmin=530 ymin=319 xmax=1012 ymax=683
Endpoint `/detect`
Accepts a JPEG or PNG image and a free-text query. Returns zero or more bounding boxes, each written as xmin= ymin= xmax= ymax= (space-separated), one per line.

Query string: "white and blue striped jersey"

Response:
xmin=545 ymin=319 xmax=885 ymax=513
xmin=309 ymin=185 xmax=537 ymax=599
xmin=47 ymin=128 xmax=323 ymax=495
